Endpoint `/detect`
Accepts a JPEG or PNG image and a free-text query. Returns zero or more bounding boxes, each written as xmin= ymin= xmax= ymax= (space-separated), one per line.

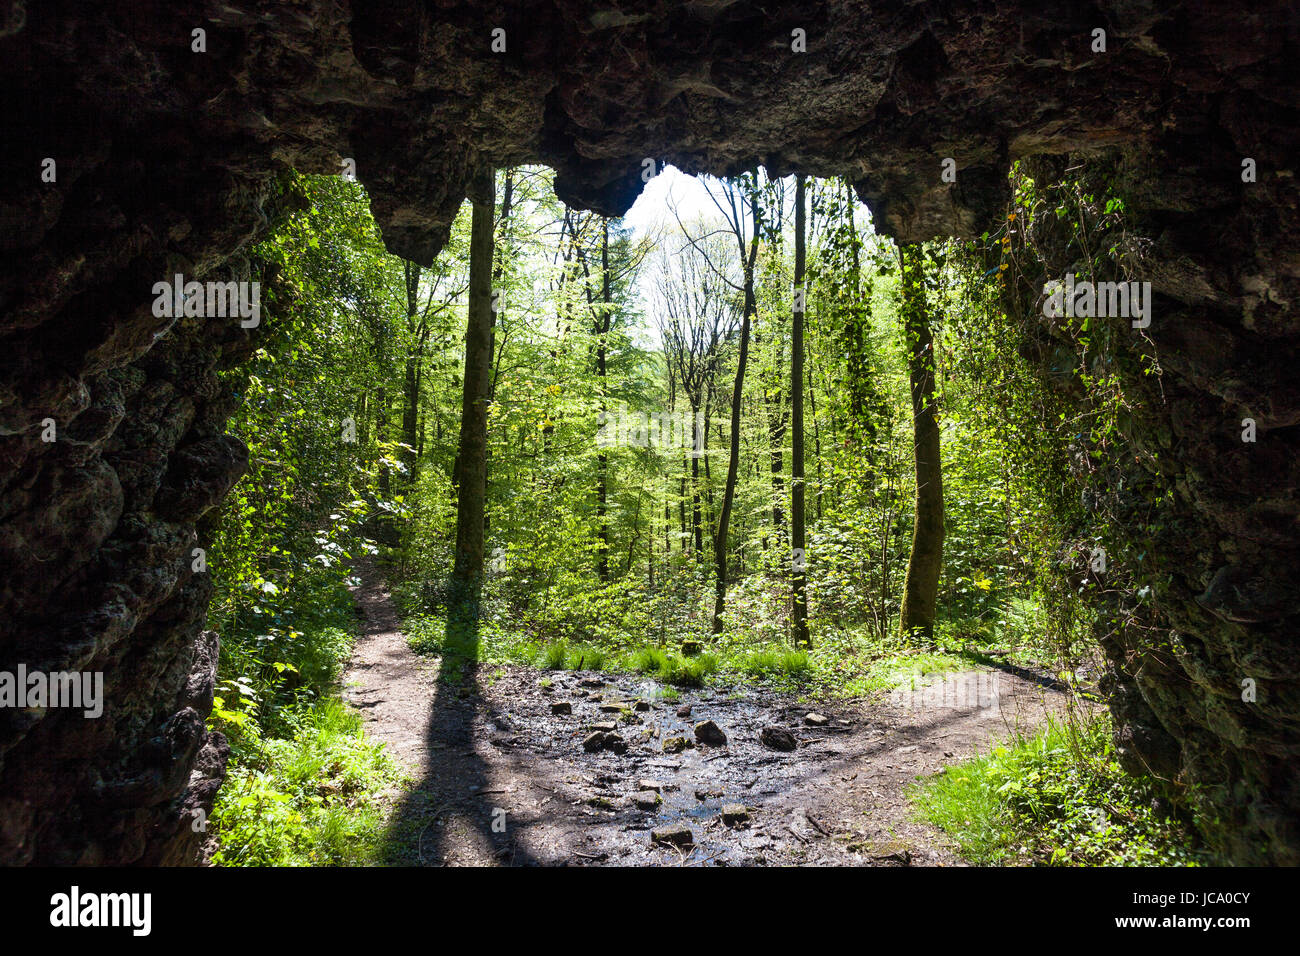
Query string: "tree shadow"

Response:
xmin=379 ymin=589 xmax=542 ymax=866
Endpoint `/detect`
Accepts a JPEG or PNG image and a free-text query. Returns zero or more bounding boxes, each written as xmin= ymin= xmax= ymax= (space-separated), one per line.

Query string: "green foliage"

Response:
xmin=205 ymin=173 xmax=421 ymax=864
xmin=628 ymin=647 xmax=720 ymax=687
xmin=211 ymin=700 xmax=404 ymax=866
xmin=199 ymin=161 xmax=1197 ymax=868
xmin=909 ymin=714 xmax=1206 ymax=866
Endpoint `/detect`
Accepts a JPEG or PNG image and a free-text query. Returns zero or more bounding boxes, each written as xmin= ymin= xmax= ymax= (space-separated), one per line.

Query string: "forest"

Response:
xmin=200 ymin=161 xmax=1204 ymax=868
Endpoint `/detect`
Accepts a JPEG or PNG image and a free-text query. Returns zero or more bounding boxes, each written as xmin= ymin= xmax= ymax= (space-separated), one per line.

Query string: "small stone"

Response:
xmin=663 ymin=735 xmax=693 ymax=754
xmin=634 ymin=791 xmax=662 ymax=810
xmin=721 ymin=804 xmax=750 ymax=826
xmin=637 ymin=779 xmax=664 ymax=792
xmin=760 ymin=726 xmax=798 ymax=751
xmin=676 ymin=704 xmax=693 ymax=718
xmin=604 ymin=733 xmax=628 ymax=755
xmin=694 ymin=720 xmax=727 ymax=746
xmin=681 ymin=640 xmax=704 ymax=657
xmin=695 ymin=788 xmax=724 ymax=801
xmin=550 ymin=701 xmax=572 ymax=715
xmin=587 ymin=721 xmax=617 ymax=733
xmin=582 ymin=732 xmax=607 ymax=753
xmin=803 ymin=712 xmax=829 ymax=727
xmin=651 ymin=823 xmax=694 ymax=847
xmin=634 ymin=700 xmax=651 ymax=711
xmin=579 ymin=678 xmax=604 ymax=688
xmin=599 ymin=702 xmax=626 ymax=713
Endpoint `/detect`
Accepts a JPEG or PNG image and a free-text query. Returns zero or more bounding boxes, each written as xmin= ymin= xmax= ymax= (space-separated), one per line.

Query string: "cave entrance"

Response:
xmin=203 ymin=160 xmax=1093 ymax=865
xmin=5 ymin=3 xmax=1296 ymax=868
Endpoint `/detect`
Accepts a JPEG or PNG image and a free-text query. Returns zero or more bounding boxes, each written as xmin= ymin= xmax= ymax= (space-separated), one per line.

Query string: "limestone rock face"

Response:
xmin=0 ymin=1 xmax=1296 ymax=864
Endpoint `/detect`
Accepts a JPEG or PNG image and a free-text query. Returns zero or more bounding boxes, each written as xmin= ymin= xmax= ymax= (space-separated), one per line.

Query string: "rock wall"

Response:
xmin=0 ymin=0 xmax=1295 ymax=863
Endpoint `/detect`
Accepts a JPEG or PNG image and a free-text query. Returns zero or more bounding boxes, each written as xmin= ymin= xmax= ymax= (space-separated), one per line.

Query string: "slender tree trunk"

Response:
xmin=756 ymin=320 xmax=787 ymax=548
xmin=767 ymin=399 xmax=787 ymax=547
xmin=679 ymin=469 xmax=688 ymax=553
xmin=898 ymin=241 xmax=944 ymax=643
xmin=701 ymin=393 xmax=714 ymax=513
xmin=711 ymin=305 xmax=752 ymax=633
xmin=711 ymin=181 xmax=763 ymax=635
xmin=489 ymin=169 xmax=514 ymax=404
xmin=375 ymin=362 xmax=390 ymax=498
xmin=596 ymin=220 xmax=611 ymax=581
xmin=451 ymin=165 xmax=496 ymax=596
xmin=791 ymin=175 xmax=811 ymax=647
xmin=691 ymin=411 xmax=704 ymax=554
xmin=482 ymin=168 xmax=513 ymax=539
xmin=808 ymin=352 xmax=824 ymax=521
xmin=400 ymin=262 xmax=422 ymax=489
xmin=712 ymin=246 xmax=757 ymax=632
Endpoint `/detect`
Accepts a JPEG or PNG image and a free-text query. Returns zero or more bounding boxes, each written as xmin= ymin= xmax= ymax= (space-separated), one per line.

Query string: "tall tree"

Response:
xmin=451 ymin=165 xmax=496 ymax=595
xmin=790 ymin=174 xmax=810 ymax=647
xmin=897 ymin=241 xmax=944 ymax=642
xmin=595 ymin=220 xmax=612 ymax=580
xmin=707 ymin=172 xmax=762 ymax=634
xmin=652 ymin=229 xmax=735 ymax=557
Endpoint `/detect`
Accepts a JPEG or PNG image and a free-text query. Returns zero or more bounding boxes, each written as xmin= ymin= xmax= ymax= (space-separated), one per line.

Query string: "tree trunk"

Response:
xmin=711 ymin=305 xmax=752 ymax=633
xmin=790 ymin=174 xmax=811 ymax=647
xmin=691 ymin=417 xmax=704 ymax=555
xmin=400 ymin=262 xmax=422 ymax=488
xmin=482 ymin=168 xmax=513 ymax=539
xmin=897 ymin=241 xmax=944 ymax=644
xmin=766 ymin=396 xmax=787 ymax=547
xmin=596 ymin=219 xmax=610 ymax=582
xmin=451 ymin=165 xmax=496 ymax=596
xmin=711 ymin=189 xmax=759 ymax=634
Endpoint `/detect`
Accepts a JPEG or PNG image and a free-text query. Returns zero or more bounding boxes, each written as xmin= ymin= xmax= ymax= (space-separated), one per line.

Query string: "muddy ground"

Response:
xmin=344 ymin=565 xmax=1067 ymax=866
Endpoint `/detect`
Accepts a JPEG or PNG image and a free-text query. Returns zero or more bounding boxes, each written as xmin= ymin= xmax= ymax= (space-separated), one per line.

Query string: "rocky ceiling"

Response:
xmin=0 ymin=0 xmax=1297 ymax=864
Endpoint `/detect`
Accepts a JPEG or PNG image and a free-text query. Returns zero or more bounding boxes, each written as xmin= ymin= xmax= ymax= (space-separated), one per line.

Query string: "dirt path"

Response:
xmin=344 ymin=563 xmax=1067 ymax=866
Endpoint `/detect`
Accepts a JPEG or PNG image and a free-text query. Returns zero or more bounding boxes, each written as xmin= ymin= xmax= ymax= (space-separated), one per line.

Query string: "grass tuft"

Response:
xmin=908 ymin=714 xmax=1206 ymax=866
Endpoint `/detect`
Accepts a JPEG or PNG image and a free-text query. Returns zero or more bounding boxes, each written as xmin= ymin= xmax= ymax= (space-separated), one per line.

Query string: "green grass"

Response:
xmin=534 ymin=640 xmax=610 ymax=671
xmin=402 ymin=599 xmax=975 ymax=700
xmin=730 ymin=647 xmax=812 ymax=679
xmin=908 ymin=714 xmax=1206 ymax=866
xmin=626 ymin=646 xmax=719 ymax=686
xmin=393 ymin=565 xmax=1081 ymax=706
xmin=211 ymin=699 xmax=406 ymax=866
xmin=208 ymin=567 xmax=409 ymax=867
xmin=856 ymin=650 xmax=966 ymax=695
